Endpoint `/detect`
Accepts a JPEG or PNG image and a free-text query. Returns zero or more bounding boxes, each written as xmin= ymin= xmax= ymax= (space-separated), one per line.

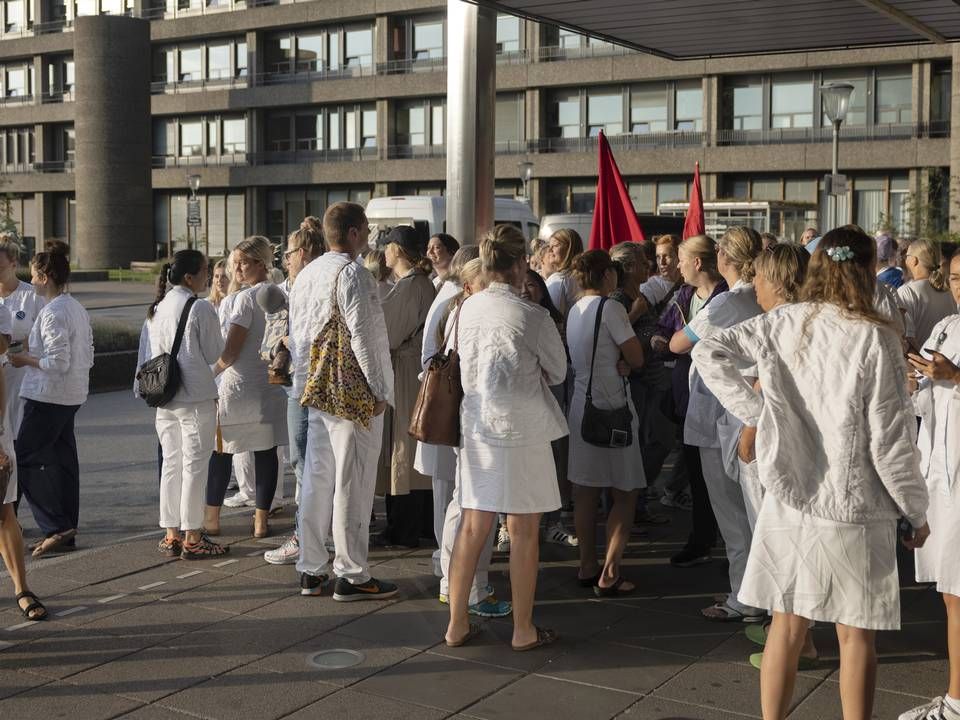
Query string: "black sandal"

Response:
xmin=15 ymin=591 xmax=48 ymax=621
xmin=594 ymin=576 xmax=634 ymax=598
xmin=577 ymin=571 xmax=601 ymax=588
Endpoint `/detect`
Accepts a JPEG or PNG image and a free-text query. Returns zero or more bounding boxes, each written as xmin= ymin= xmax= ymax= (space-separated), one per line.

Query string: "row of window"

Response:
xmin=153 ymin=41 xmax=246 ymax=84
xmin=0 ymin=124 xmax=74 ymax=170
xmin=265 ymin=106 xmax=377 ymax=153
xmin=1 ymin=57 xmax=74 ymax=99
xmin=153 ymin=115 xmax=247 ymax=158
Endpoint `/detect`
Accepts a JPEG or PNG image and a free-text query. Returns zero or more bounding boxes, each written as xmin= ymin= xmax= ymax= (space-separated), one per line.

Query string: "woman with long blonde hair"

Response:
xmin=898 ymin=237 xmax=956 ymax=352
xmin=543 ymin=228 xmax=584 ymax=319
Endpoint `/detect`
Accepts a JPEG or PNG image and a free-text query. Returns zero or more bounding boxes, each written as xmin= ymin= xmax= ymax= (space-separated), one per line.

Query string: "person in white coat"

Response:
xmin=10 ymin=241 xmax=93 ymax=558
xmin=0 ymin=238 xmax=44 ymax=434
xmin=901 ymin=251 xmax=960 ymax=720
xmin=443 ymin=224 xmax=567 ymax=651
xmin=899 ymin=238 xmax=956 ymax=353
xmin=151 ymin=251 xmax=227 ymax=559
xmin=543 ymin=228 xmax=583 ymax=319
xmin=692 ymin=225 xmax=930 ymax=720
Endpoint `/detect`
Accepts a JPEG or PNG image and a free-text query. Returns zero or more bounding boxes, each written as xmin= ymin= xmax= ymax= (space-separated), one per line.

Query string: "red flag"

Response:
xmin=683 ymin=161 xmax=705 ymax=239
xmin=589 ymin=131 xmax=645 ymax=251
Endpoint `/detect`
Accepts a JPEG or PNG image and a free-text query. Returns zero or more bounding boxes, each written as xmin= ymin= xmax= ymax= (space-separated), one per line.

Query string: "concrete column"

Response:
xmin=525 ymin=88 xmax=540 ymax=144
xmin=911 ymin=61 xmax=925 ymax=125
xmin=918 ymin=60 xmax=932 ymax=125
xmin=373 ymin=181 xmax=390 ymax=198
xmin=375 ymin=16 xmax=389 ymax=65
xmin=950 ymin=44 xmax=960 ymax=234
xmin=34 ymin=191 xmax=55 ymax=241
xmin=32 ymin=55 xmax=44 ymax=104
xmin=245 ymin=186 xmax=260 ymax=236
xmin=246 ymin=30 xmax=260 ymax=86
xmin=705 ymin=76 xmax=719 ymax=147
xmin=376 ymin=98 xmax=390 ymax=160
xmin=445 ymin=0 xmax=496 ymax=245
xmin=33 ymin=123 xmax=46 ymax=165
xmin=74 ymin=16 xmax=152 ymax=268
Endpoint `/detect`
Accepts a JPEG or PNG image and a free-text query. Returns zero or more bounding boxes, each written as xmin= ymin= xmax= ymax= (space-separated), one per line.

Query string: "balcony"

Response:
xmin=247 ymin=147 xmax=377 ymax=165
xmin=376 ymin=56 xmax=446 ymax=75
xmin=0 ymin=160 xmax=73 ymax=173
xmin=0 ymin=93 xmax=34 ymax=106
xmin=716 ymin=121 xmax=949 ymax=146
xmin=533 ymin=131 xmax=707 ymax=153
xmin=41 ymin=88 xmax=74 ymax=103
xmin=537 ymin=44 xmax=636 ymax=62
xmin=152 ymin=152 xmax=248 ymax=168
xmin=151 ymin=76 xmax=249 ymax=94
xmin=255 ymin=63 xmax=374 ymax=88
xmin=387 ymin=140 xmax=532 ymax=159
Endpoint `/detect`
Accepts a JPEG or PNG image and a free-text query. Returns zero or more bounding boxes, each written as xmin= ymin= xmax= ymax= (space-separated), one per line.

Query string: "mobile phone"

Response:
xmin=898 ymin=518 xmax=914 ymax=542
xmin=7 ymin=341 xmax=22 ymax=354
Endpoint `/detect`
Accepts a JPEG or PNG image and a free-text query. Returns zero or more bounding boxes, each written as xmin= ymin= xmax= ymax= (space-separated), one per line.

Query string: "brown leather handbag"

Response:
xmin=408 ymin=302 xmax=464 ymax=446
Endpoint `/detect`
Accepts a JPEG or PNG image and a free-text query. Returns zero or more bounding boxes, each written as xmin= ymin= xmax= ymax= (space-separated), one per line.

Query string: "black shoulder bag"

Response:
xmin=136 ymin=296 xmax=198 ymax=408
xmin=580 ymin=296 xmax=633 ymax=448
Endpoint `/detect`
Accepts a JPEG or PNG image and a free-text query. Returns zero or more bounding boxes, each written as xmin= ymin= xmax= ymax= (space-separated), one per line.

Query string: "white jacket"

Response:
xmin=20 ymin=294 xmax=94 ymax=407
xmin=691 ymin=302 xmax=928 ymax=528
xmin=913 ymin=314 xmax=960 ymax=494
xmin=451 ymin=282 xmax=568 ymax=447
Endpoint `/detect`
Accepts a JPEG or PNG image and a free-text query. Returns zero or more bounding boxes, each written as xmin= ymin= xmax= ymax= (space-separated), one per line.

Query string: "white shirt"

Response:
xmin=450 ymin=282 xmax=568 ymax=447
xmin=0 ymin=280 xmax=44 ymax=343
xmin=149 ymin=286 xmax=223 ymax=404
xmin=546 ymin=271 xmax=580 ymax=319
xmin=567 ymin=296 xmax=634 ymax=410
xmin=421 ymin=279 xmax=460 ymax=369
xmin=289 ymin=252 xmax=394 ymax=405
xmin=874 ymin=281 xmax=906 ymax=338
xmin=897 ymin=278 xmax=957 ymax=346
xmin=20 ymin=294 xmax=94 ymax=407
xmin=639 ymin=275 xmax=676 ymax=307
xmin=692 ymin=302 xmax=928 ymax=527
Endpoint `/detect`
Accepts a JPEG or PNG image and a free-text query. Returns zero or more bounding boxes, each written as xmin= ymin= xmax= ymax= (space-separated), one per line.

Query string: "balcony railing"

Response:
xmin=255 ymin=63 xmax=374 ymax=87
xmin=716 ymin=121 xmax=950 ymax=146
xmin=152 ymin=153 xmax=248 ymax=168
xmin=376 ymin=56 xmax=446 ymax=75
xmin=387 ymin=140 xmax=535 ymax=159
xmin=0 ymin=94 xmax=34 ymax=106
xmin=533 ymin=131 xmax=707 ymax=154
xmin=0 ymin=160 xmax=73 ymax=174
xmin=151 ymin=76 xmax=248 ymax=94
xmin=41 ymin=88 xmax=74 ymax=103
xmin=537 ymin=44 xmax=636 ymax=62
xmin=249 ymin=147 xmax=377 ymax=164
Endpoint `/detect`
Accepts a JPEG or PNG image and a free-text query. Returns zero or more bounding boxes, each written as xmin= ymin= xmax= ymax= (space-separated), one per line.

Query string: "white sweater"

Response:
xmin=20 ymin=294 xmax=94 ymax=407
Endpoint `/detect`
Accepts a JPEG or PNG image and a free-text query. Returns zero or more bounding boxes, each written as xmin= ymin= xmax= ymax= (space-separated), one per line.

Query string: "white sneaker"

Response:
xmin=496 ymin=526 xmax=511 ymax=552
xmin=224 ymin=492 xmax=254 ymax=508
xmin=544 ymin=522 xmax=579 ymax=547
xmin=263 ymin=534 xmax=299 ymax=565
xmin=899 ymin=698 xmax=960 ymax=720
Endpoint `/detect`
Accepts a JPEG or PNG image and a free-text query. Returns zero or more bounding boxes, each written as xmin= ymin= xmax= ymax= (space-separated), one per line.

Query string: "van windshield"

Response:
xmin=367 ymin=218 xmax=431 ymax=248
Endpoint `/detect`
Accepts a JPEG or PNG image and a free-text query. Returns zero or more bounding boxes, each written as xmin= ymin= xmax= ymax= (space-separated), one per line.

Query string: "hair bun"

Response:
xmin=45 ymin=240 xmax=70 ymax=257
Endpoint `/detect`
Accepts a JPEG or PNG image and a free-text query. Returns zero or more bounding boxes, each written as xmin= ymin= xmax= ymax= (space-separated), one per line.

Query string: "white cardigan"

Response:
xmin=20 ymin=293 xmax=94 ymax=407
xmin=691 ymin=302 xmax=928 ymax=528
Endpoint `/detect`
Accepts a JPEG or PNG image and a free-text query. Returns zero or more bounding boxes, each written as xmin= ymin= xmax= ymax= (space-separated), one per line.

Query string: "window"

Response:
xmin=222 ymin=116 xmax=245 ymax=153
xmin=207 ymin=44 xmax=231 ymax=79
xmin=876 ymin=67 xmax=911 ymax=124
xmin=496 ymin=14 xmax=520 ymax=53
xmin=552 ymin=91 xmax=580 ymax=138
xmin=179 ymin=120 xmax=202 ymax=156
xmin=295 ymin=113 xmax=322 ymax=150
xmin=0 ymin=127 xmax=34 ymax=170
xmin=206 ymin=118 xmax=217 ymax=155
xmin=4 ymin=0 xmax=24 ymax=31
xmin=179 ymin=47 xmax=201 ymax=82
xmin=345 ymin=109 xmax=358 ymax=149
xmin=297 ymin=34 xmax=324 ymax=72
xmin=628 ymin=181 xmax=655 ymax=213
xmin=771 ymin=76 xmax=813 ymax=128
xmin=431 ymin=105 xmax=444 ymax=145
xmin=235 ymin=42 xmax=247 ymax=78
xmin=266 ymin=36 xmax=293 ymax=73
xmin=75 ymin=0 xmax=96 ymax=15
xmin=5 ymin=67 xmax=26 ymax=96
xmin=328 ymin=110 xmax=340 ymax=149
xmin=361 ymin=109 xmax=377 ymax=148
xmin=266 ymin=114 xmax=291 ymax=152
xmin=630 ymin=85 xmax=667 ymax=134
xmin=931 ymin=66 xmax=951 ymax=125
xmin=558 ymin=29 xmax=581 ymax=49
xmin=327 ymin=32 xmax=339 ymax=71
xmin=413 ymin=19 xmax=443 ymax=60
xmin=727 ymin=78 xmax=762 ymax=130
xmin=62 ymin=127 xmax=75 ymax=163
xmin=675 ymin=81 xmax=703 ymax=131
xmin=495 ymin=94 xmax=524 ymax=145
xmin=344 ymin=28 xmax=372 ymax=67
xmin=397 ymin=104 xmax=425 ymax=145
xmin=751 ymin=178 xmax=781 ymax=200
xmin=101 ymin=0 xmax=122 ymax=14
xmin=658 ymin=180 xmax=687 ymax=203
xmin=587 ymin=92 xmax=622 ymax=136
xmin=820 ymin=69 xmax=867 ymax=126
xmin=784 ymin=178 xmax=816 ymax=202
xmin=854 ymin=177 xmax=884 ymax=232
xmin=152 ymin=118 xmax=175 ymax=157
xmin=153 ymin=47 xmax=175 ymax=82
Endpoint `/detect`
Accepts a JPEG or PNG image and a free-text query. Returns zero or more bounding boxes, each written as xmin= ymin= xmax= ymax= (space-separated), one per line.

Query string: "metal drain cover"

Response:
xmin=307 ymin=649 xmax=365 ymax=670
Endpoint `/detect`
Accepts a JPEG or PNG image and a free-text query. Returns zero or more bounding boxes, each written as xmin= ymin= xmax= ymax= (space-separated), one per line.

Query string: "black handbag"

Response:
xmin=136 ymin=296 xmax=197 ymax=408
xmin=581 ymin=296 xmax=633 ymax=448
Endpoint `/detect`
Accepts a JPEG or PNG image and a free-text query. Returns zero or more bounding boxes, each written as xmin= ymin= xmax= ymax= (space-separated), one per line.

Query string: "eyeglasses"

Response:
xmin=283 ymin=246 xmax=302 ymax=258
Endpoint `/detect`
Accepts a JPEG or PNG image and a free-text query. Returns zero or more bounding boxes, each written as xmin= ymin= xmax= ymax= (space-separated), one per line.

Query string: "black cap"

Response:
xmin=382 ymin=225 xmax=426 ymax=259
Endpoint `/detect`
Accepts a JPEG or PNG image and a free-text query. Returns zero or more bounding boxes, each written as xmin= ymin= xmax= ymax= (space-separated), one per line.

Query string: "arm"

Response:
xmin=10 ymin=312 xmax=68 ymax=372
xmin=343 ymin=268 xmax=391 ymax=403
xmin=197 ymin=303 xmax=225 ymax=366
xmin=690 ymin=317 xmax=766 ymax=427
xmin=536 ymin=313 xmax=567 ymax=386
xmin=382 ymin=277 xmax=428 ymax=351
xmin=669 ymin=328 xmax=695 ymax=354
xmin=605 ymin=300 xmax=644 ymax=371
xmin=214 ymin=323 xmax=248 ymax=376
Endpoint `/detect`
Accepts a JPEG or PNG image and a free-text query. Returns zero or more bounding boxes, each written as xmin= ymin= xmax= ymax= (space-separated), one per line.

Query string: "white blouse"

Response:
xmin=0 ymin=280 xmax=44 ymax=344
xmin=897 ymin=278 xmax=957 ymax=346
xmin=546 ymin=271 xmax=580 ymax=319
xmin=20 ymin=294 xmax=94 ymax=407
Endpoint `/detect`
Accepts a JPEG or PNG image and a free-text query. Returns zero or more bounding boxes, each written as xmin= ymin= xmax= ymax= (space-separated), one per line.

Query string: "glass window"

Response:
xmin=206 ymin=118 xmax=217 ymax=155
xmin=297 ymin=33 xmax=324 ymax=72
xmin=658 ymin=180 xmax=687 ymax=203
xmin=207 ymin=194 xmax=225 ymax=254
xmin=154 ymin=194 xmax=169 ymax=250
xmin=101 ymin=0 xmax=122 ymax=14
xmin=295 ymin=113 xmax=322 ymax=150
xmin=265 ymin=36 xmax=292 ymax=73
xmin=345 ymin=28 xmax=372 ymax=67
xmin=751 ymin=178 xmax=780 ymax=200
xmin=328 ymin=110 xmax=340 ymax=149
xmin=558 ymin=29 xmax=582 ymax=49
xmin=4 ymin=0 xmax=24 ymax=31
xmin=675 ymin=81 xmax=703 ymax=131
xmin=235 ymin=42 xmax=247 ymax=78
xmin=179 ymin=119 xmax=202 ymax=156
xmin=226 ymin=193 xmax=243 ymax=249
xmin=207 ymin=44 xmax=231 ymax=79
xmin=266 ymin=114 xmax=291 ymax=152
xmin=362 ymin=109 xmax=377 ymax=148
xmin=62 ymin=127 xmax=74 ymax=162
xmin=877 ymin=67 xmax=912 ymax=124
xmin=630 ymin=85 xmax=667 ymax=134
xmin=728 ymin=78 xmax=762 ymax=130
xmin=784 ymin=178 xmax=816 ymax=202
xmin=267 ymin=190 xmax=285 ymax=241
xmin=628 ymin=181 xmax=655 ymax=213
xmin=932 ymin=66 xmax=951 ymax=125
xmin=587 ymin=92 xmax=622 ymax=136
xmin=345 ymin=109 xmax=357 ymax=149
xmin=64 ymin=59 xmax=75 ymax=90
xmin=350 ymin=187 xmax=372 ymax=204
xmin=570 ymin=182 xmax=595 ymax=213
xmin=854 ymin=177 xmax=885 ymax=232
xmin=5 ymin=67 xmax=26 ymax=96
xmin=327 ymin=32 xmax=340 ymax=71
xmin=552 ymin=91 xmax=580 ymax=138
xmin=75 ymin=0 xmax=96 ymax=16
xmin=222 ymin=116 xmax=245 ymax=153
xmin=495 ymin=94 xmax=523 ymax=145
xmin=398 ymin=103 xmax=425 ymax=145
xmin=771 ymin=75 xmax=813 ymax=128
xmin=413 ymin=20 xmax=443 ymax=60
xmin=179 ymin=47 xmax=201 ymax=82
xmin=496 ymin=14 xmax=520 ymax=53
xmin=820 ymin=69 xmax=867 ymax=126
xmin=431 ymin=104 xmax=444 ymax=145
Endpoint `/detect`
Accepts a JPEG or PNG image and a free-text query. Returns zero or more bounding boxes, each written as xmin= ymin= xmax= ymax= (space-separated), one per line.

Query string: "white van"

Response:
xmin=365 ymin=196 xmax=539 ymax=246
xmin=538 ymin=212 xmax=686 ymax=243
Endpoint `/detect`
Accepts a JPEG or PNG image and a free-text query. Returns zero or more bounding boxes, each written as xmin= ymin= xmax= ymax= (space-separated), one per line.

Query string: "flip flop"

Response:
xmin=512 ymin=626 xmax=558 ymax=652
xmin=749 ymin=651 xmax=819 ymax=671
xmin=31 ymin=529 xmax=77 ymax=558
xmin=701 ymin=601 xmax=765 ymax=623
xmin=445 ymin=622 xmax=482 ymax=648
xmin=594 ymin=576 xmax=634 ymax=598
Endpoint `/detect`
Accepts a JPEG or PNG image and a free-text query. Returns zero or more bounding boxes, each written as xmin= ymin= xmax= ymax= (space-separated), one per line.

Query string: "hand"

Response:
xmin=738 ymin=425 xmax=757 ymax=463
xmin=372 ymin=400 xmax=387 ymax=416
xmin=628 ymin=295 xmax=649 ymax=321
xmin=616 ymin=359 xmax=630 ymax=377
xmin=907 ymin=351 xmax=960 ymax=384
xmin=650 ymin=335 xmax=668 ymax=353
xmin=7 ymin=352 xmax=33 ymax=369
xmin=905 ymin=369 xmax=919 ymax=395
xmin=901 ymin=521 xmax=931 ymax=550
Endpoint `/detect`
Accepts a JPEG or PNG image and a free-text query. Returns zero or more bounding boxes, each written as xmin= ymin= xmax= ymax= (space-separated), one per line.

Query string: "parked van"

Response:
xmin=365 ymin=196 xmax=539 ymax=247
xmin=538 ymin=212 xmax=686 ymax=243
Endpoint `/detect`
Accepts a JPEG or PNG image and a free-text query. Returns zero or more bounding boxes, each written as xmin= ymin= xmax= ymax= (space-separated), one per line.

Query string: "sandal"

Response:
xmin=513 ymin=626 xmax=558 ymax=652
xmin=594 ymin=576 xmax=634 ymax=598
xmin=445 ymin=622 xmax=482 ymax=648
xmin=157 ymin=537 xmax=183 ymax=557
xmin=15 ymin=591 xmax=48 ymax=621
xmin=181 ymin=535 xmax=230 ymax=560
xmin=577 ymin=570 xmax=601 ymax=588
xmin=701 ymin=601 xmax=766 ymax=623
xmin=31 ymin=529 xmax=77 ymax=558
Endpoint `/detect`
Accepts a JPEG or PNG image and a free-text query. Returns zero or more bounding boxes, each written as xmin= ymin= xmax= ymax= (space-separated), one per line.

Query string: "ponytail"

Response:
xmin=929 ymin=266 xmax=947 ymax=292
xmin=148 ymin=264 xmax=170 ymax=319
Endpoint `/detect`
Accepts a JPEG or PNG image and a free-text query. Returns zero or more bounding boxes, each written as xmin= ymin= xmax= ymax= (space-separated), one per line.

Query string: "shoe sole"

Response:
xmin=300 ymin=587 xmax=325 ymax=596
xmin=671 ymin=556 xmax=712 ymax=568
xmin=469 ymin=607 xmax=513 ymax=618
xmin=333 ymin=588 xmax=399 ymax=602
xmin=264 ymin=555 xmax=298 ymax=565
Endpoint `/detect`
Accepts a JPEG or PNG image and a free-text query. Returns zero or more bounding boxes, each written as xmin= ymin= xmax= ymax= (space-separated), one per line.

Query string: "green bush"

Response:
xmin=91 ymin=319 xmax=141 ymax=353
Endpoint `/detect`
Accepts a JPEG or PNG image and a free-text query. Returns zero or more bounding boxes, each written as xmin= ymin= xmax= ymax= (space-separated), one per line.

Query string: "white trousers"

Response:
xmin=699 ymin=446 xmax=760 ymax=615
xmin=297 ymin=408 xmax=383 ymax=585
xmin=233 ymin=452 xmax=255 ymax=498
xmin=157 ymin=400 xmax=216 ymax=531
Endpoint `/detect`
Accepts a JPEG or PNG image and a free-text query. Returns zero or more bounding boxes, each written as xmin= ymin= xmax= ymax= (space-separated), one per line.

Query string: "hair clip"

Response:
xmin=826 ymin=246 xmax=854 ymax=262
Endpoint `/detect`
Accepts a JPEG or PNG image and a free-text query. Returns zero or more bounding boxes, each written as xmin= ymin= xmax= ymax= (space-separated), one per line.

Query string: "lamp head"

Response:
xmin=187 ymin=174 xmax=201 ymax=193
xmin=517 ymin=160 xmax=534 ymax=184
xmin=820 ymin=82 xmax=855 ymax=124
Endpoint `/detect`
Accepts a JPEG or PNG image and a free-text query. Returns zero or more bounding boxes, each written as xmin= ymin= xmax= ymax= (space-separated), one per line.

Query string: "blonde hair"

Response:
xmin=234 ymin=235 xmax=275 ymax=271
xmin=609 ymin=242 xmax=645 ymax=276
xmin=549 ymin=228 xmax=584 ymax=273
xmin=480 ymin=224 xmax=526 ymax=274
xmin=448 ymin=245 xmax=480 ymax=284
xmin=0 ymin=236 xmax=21 ymax=264
xmin=718 ymin=226 xmax=762 ymax=283
xmin=754 ymin=244 xmax=810 ymax=304
xmin=458 ymin=258 xmax=484 ymax=291
xmin=907 ymin=238 xmax=947 ymax=292
xmin=286 ymin=216 xmax=326 ymax=259
xmin=678 ymin=234 xmax=720 ymax=281
xmin=208 ymin=257 xmax=229 ymax=307
xmin=364 ymin=248 xmax=390 ymax=282
xmin=435 ymin=258 xmax=487 ymax=349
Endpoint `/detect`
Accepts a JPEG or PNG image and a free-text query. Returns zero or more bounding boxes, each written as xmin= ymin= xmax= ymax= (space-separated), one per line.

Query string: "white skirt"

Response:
xmin=739 ymin=493 xmax=901 ymax=631
xmin=567 ymin=388 xmax=646 ymax=492
xmin=915 ymin=479 xmax=960 ymax=597
xmin=458 ymin=437 xmax=561 ymax=515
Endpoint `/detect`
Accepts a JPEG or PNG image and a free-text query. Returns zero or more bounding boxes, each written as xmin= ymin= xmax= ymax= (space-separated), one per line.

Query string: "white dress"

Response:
xmin=0 ymin=281 xmax=44 ymax=433
xmin=566 ymin=296 xmax=646 ymax=492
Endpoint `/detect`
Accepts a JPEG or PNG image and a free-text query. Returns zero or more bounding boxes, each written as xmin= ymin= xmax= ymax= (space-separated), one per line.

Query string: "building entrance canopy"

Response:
xmin=467 ymin=0 xmax=960 ymax=59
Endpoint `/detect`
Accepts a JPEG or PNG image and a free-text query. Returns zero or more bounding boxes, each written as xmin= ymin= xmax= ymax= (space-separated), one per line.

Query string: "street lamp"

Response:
xmin=517 ymin=160 xmax=534 ymax=205
xmin=186 ymin=174 xmax=201 ymax=253
xmin=819 ymin=82 xmax=855 ymax=231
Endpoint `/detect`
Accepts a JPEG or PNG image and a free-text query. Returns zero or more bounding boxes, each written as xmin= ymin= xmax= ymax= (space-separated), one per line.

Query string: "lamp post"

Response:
xmin=819 ymin=82 xmax=855 ymax=231
xmin=517 ymin=160 xmax=534 ymax=206
xmin=186 ymin=174 xmax=201 ymax=253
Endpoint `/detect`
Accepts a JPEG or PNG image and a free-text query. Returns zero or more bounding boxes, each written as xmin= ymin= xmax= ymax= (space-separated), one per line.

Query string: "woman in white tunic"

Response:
xmin=692 ymin=226 xmax=930 ymax=720
xmin=426 ymin=233 xmax=459 ymax=291
xmin=901 ymin=250 xmax=960 ymax=720
xmin=566 ymin=250 xmax=645 ymax=596
xmin=899 ymin=238 xmax=956 ymax=353
xmin=444 ymin=225 xmax=567 ymax=651
xmin=204 ymin=237 xmax=288 ymax=539
xmin=544 ymin=228 xmax=583 ymax=319
xmin=0 ymin=238 xmax=44 ymax=433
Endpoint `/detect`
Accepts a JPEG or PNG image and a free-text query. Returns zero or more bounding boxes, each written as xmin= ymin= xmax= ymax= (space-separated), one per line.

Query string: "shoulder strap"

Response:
xmin=330 ymin=262 xmax=351 ymax=316
xmin=170 ymin=296 xmax=198 ymax=359
xmin=451 ymin=297 xmax=466 ymax=352
xmin=586 ymin=296 xmax=607 ymax=401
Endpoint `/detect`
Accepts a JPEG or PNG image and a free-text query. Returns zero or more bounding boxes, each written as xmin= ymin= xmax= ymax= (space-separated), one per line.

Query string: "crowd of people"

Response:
xmin=1 ymin=209 xmax=959 ymax=719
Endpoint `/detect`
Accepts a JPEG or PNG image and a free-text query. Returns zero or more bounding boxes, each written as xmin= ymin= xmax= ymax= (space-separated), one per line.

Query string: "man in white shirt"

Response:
xmin=288 ymin=202 xmax=397 ymax=601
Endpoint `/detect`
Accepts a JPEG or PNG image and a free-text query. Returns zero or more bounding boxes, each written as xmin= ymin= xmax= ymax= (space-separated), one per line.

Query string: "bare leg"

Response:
xmin=203 ymin=505 xmax=221 ymax=535
xmin=599 ymin=488 xmax=637 ymax=591
xmin=760 ymin=611 xmax=809 ymax=719
xmin=835 ymin=623 xmax=877 ymax=720
xmin=507 ymin=512 xmax=542 ymax=648
xmin=944 ymin=593 xmax=960 ymax=699
xmin=444 ymin=509 xmax=496 ymax=645
xmin=0 ymin=503 xmax=40 ymax=616
xmin=574 ymin=485 xmax=600 ymax=579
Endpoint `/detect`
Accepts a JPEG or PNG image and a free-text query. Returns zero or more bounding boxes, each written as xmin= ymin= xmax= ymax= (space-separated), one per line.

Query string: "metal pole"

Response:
xmin=831 ymin=119 xmax=840 ymax=230
xmin=445 ymin=0 xmax=496 ymax=245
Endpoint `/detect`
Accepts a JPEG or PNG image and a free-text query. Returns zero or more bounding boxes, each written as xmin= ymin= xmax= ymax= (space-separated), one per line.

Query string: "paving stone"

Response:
xmin=0 ymin=679 xmax=142 ymax=720
xmin=245 ymin=593 xmax=385 ymax=637
xmin=489 ymin=596 xmax=634 ymax=642
xmin=704 ymin=629 xmax=837 ymax=680
xmin=116 ymin=705 xmax=198 ymax=719
xmin=159 ymin=573 xmax=285 ymax=616
xmin=596 ymin=607 xmax=735 ymax=657
xmin=787 ymin=680 xmax=931 ymax=719
xmin=51 ymin=546 xmax=175 ymax=586
xmin=158 ymin=660 xmax=339 ymax=720
xmin=654 ymin=659 xmax=820 ymax=717
xmin=0 ymin=667 xmax=51 ymax=701
xmin=429 ymin=616 xmax=569 ymax=672
xmin=353 ymin=651 xmax=521 ymax=712
xmin=164 ymin=613 xmax=311 ymax=666
xmin=81 ymin=596 xmax=231 ymax=640
xmin=257 ymin=630 xmax=419 ymax=687
xmin=336 ymin=597 xmax=452 ymax=650
xmin=284 ymin=688 xmax=447 ymax=720
xmin=615 ymin=695 xmax=755 ymax=719
xmin=462 ymin=672 xmax=638 ymax=720
xmin=0 ymin=572 xmax=85 ymax=600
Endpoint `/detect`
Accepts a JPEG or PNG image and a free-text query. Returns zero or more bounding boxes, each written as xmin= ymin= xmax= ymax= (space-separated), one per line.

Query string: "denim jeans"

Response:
xmin=286 ymin=396 xmax=309 ymax=490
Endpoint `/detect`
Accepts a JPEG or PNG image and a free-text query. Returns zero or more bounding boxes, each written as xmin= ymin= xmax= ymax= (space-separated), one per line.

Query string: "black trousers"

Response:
xmin=16 ymin=399 xmax=81 ymax=538
xmin=682 ymin=442 xmax=718 ymax=552
xmin=206 ymin=447 xmax=278 ymax=511
xmin=384 ymin=490 xmax=433 ymax=548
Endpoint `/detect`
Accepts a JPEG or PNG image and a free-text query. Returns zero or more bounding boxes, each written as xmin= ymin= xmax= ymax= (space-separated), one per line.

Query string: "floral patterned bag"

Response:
xmin=300 ymin=263 xmax=376 ymax=428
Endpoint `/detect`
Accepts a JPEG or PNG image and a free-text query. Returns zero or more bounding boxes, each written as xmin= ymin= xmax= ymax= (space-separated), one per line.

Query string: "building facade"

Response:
xmin=0 ymin=0 xmax=958 ymax=264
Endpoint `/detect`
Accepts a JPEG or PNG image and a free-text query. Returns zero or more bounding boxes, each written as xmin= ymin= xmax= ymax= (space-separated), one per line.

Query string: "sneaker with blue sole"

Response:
xmin=333 ymin=577 xmax=399 ymax=602
xmin=469 ymin=596 xmax=512 ymax=618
